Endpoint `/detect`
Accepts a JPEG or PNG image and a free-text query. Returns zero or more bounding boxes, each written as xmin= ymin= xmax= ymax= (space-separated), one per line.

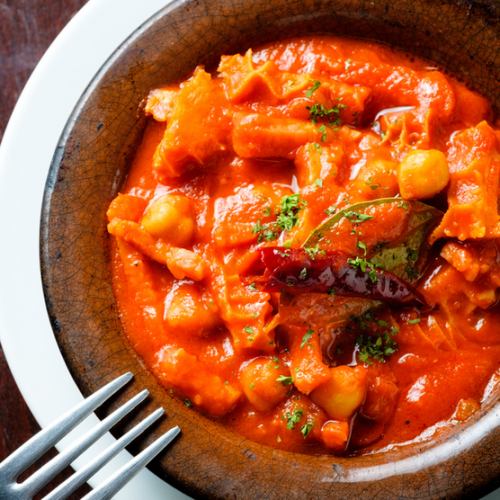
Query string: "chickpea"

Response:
xmin=165 ymin=284 xmax=220 ymax=335
xmin=141 ymin=194 xmax=195 ymax=246
xmin=320 ymin=420 xmax=350 ymax=452
xmin=397 ymin=149 xmax=449 ymax=200
xmin=239 ymin=357 xmax=290 ymax=412
xmin=310 ymin=366 xmax=367 ymax=420
xmin=353 ymin=159 xmax=399 ymax=198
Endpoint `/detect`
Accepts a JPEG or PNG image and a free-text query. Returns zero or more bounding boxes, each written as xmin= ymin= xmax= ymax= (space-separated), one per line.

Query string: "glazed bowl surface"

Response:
xmin=40 ymin=0 xmax=500 ymax=498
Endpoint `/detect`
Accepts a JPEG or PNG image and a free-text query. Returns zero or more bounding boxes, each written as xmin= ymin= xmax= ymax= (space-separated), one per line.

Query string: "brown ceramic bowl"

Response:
xmin=40 ymin=0 xmax=499 ymax=498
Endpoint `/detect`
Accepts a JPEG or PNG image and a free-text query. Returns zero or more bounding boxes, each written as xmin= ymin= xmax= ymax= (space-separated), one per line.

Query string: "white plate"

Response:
xmin=0 ymin=0 xmax=187 ymax=497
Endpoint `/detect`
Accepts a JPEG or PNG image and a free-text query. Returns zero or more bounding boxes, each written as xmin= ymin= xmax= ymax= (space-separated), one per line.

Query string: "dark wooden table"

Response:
xmin=0 ymin=1 xmax=90 ymax=496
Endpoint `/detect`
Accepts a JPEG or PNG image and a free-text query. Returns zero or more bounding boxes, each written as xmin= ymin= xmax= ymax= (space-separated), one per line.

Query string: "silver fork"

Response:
xmin=0 ymin=372 xmax=180 ymax=499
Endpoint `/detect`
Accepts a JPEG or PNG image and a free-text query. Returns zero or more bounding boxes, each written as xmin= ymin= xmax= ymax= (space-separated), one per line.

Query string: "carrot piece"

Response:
xmin=239 ymin=356 xmax=290 ymax=412
xmin=320 ymin=420 xmax=350 ymax=452
xmin=106 ymin=193 xmax=147 ymax=222
xmin=155 ymin=345 xmax=241 ymax=416
xmin=288 ymin=326 xmax=330 ymax=395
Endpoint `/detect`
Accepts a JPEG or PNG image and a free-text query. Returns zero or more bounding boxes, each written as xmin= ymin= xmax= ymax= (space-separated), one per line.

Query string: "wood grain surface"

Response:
xmin=0 ymin=1 xmax=90 ymax=496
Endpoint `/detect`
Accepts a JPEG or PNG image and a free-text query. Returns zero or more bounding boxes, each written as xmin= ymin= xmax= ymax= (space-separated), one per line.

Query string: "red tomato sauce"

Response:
xmin=108 ymin=36 xmax=500 ymax=455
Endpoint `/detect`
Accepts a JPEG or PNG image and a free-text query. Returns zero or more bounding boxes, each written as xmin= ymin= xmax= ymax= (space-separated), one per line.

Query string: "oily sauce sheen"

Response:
xmin=107 ymin=37 xmax=500 ymax=455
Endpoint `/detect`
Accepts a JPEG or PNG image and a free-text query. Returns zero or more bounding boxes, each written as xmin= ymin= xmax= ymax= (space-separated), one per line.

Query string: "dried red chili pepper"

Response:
xmin=257 ymin=247 xmax=424 ymax=305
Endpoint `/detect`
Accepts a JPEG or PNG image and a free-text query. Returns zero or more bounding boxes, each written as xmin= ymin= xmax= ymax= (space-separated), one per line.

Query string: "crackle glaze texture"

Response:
xmin=41 ymin=0 xmax=499 ymax=498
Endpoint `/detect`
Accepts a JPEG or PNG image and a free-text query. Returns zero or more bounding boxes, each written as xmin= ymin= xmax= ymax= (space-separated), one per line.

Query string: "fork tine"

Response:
xmin=20 ymin=389 xmax=149 ymax=497
xmin=43 ymin=408 xmax=165 ymax=500
xmin=0 ymin=372 xmax=132 ymax=482
xmin=81 ymin=426 xmax=181 ymax=500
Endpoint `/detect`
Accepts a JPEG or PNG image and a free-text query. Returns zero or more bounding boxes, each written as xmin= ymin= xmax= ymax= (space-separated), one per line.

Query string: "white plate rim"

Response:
xmin=0 ymin=0 xmax=186 ymax=497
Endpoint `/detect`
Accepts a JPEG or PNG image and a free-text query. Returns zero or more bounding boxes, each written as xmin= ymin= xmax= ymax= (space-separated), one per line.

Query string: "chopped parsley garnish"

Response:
xmin=407 ymin=318 xmax=421 ymax=325
xmin=300 ymin=422 xmax=314 ymax=438
xmin=305 ymin=80 xmax=321 ymax=98
xmin=304 ymin=244 xmax=323 ymax=259
xmin=243 ymin=326 xmax=255 ymax=334
xmin=285 ymin=409 xmax=303 ymax=430
xmin=314 ymin=178 xmax=323 ymax=188
xmin=365 ymin=176 xmax=381 ymax=191
xmin=350 ymin=311 xmax=399 ymax=364
xmin=276 ymin=194 xmax=306 ymax=231
xmin=307 ymin=102 xmax=345 ymax=126
xmin=347 ymin=256 xmax=379 ymax=283
xmin=248 ymin=282 xmax=257 ymax=290
xmin=252 ymin=194 xmax=306 ymax=242
xmin=300 ymin=329 xmax=314 ymax=348
xmin=276 ymin=375 xmax=294 ymax=385
xmin=252 ymin=220 xmax=278 ymax=242
xmin=344 ymin=211 xmax=373 ymax=224
xmin=318 ymin=124 xmax=328 ymax=142
xmin=313 ymin=142 xmax=322 ymax=151
xmin=356 ymin=332 xmax=398 ymax=364
xmin=325 ymin=205 xmax=337 ymax=216
xmin=357 ymin=240 xmax=367 ymax=255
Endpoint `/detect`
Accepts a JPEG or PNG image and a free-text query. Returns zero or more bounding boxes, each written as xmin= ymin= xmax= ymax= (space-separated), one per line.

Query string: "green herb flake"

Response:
xmin=299 ymin=267 xmax=308 ymax=280
xmin=356 ymin=332 xmax=398 ymax=364
xmin=252 ymin=220 xmax=278 ymax=242
xmin=314 ymin=178 xmax=323 ymax=188
xmin=304 ymin=244 xmax=323 ymax=260
xmin=300 ymin=329 xmax=314 ymax=349
xmin=243 ymin=326 xmax=255 ymax=334
xmin=305 ymin=80 xmax=321 ymax=98
xmin=276 ymin=375 xmax=294 ymax=385
xmin=357 ymin=240 xmax=367 ymax=255
xmin=344 ymin=211 xmax=374 ymax=224
xmin=318 ymin=124 xmax=328 ymax=142
xmin=348 ymin=256 xmax=379 ymax=283
xmin=325 ymin=205 xmax=337 ymax=216
xmin=307 ymin=102 xmax=346 ymax=126
xmin=276 ymin=194 xmax=306 ymax=232
xmin=300 ymin=422 xmax=314 ymax=438
xmin=248 ymin=282 xmax=257 ymax=290
xmin=407 ymin=318 xmax=421 ymax=325
xmin=285 ymin=409 xmax=304 ymax=430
